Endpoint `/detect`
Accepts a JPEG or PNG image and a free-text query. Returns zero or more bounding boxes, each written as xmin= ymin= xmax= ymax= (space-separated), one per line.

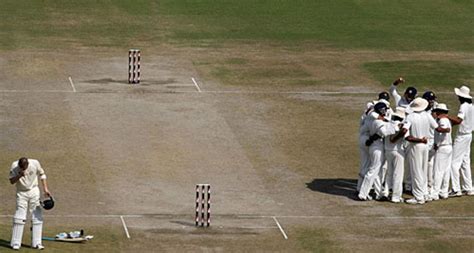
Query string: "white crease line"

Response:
xmin=272 ymin=216 xmax=288 ymax=240
xmin=68 ymin=76 xmax=77 ymax=92
xmin=120 ymin=216 xmax=131 ymax=239
xmin=2 ymin=214 xmax=474 ymax=220
xmin=191 ymin=77 xmax=202 ymax=92
xmin=0 ymin=90 xmax=73 ymax=93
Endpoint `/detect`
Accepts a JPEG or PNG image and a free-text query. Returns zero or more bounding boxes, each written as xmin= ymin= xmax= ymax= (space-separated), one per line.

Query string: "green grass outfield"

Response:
xmin=1 ymin=0 xmax=473 ymax=51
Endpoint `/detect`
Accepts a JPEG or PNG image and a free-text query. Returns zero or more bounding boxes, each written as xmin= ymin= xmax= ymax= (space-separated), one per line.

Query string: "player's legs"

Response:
xmin=408 ymin=144 xmax=426 ymax=202
xmin=390 ymin=150 xmax=405 ymax=202
xmin=357 ymin=138 xmax=370 ymax=192
xmin=29 ymin=188 xmax=44 ymax=249
xmin=451 ymin=135 xmax=468 ymax=193
xmin=459 ymin=135 xmax=473 ymax=192
xmin=358 ymin=145 xmax=384 ymax=200
xmin=427 ymin=147 xmax=435 ymax=196
xmin=11 ymin=192 xmax=28 ymax=249
xmin=439 ymin=146 xmax=453 ymax=198
xmin=432 ymin=146 xmax=450 ymax=199
xmin=421 ymin=145 xmax=430 ymax=200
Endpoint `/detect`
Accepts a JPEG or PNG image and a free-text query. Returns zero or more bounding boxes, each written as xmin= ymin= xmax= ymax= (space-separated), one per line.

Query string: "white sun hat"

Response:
xmin=434 ymin=103 xmax=449 ymax=112
xmin=408 ymin=97 xmax=429 ymax=112
xmin=392 ymin=107 xmax=406 ymax=119
xmin=454 ymin=85 xmax=472 ymax=99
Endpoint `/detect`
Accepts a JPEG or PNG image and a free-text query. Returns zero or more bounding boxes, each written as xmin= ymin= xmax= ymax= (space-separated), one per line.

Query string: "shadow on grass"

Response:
xmin=0 ymin=239 xmax=10 ymax=249
xmin=306 ymin=178 xmax=358 ymax=200
xmin=0 ymin=239 xmax=33 ymax=250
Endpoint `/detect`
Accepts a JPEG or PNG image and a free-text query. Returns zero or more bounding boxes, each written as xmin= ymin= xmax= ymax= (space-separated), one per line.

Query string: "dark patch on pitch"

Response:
xmin=84 ymin=78 xmax=177 ymax=86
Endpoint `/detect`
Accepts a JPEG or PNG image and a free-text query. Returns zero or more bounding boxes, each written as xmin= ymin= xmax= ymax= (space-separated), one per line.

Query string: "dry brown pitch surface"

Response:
xmin=1 ymin=46 xmax=474 ymax=252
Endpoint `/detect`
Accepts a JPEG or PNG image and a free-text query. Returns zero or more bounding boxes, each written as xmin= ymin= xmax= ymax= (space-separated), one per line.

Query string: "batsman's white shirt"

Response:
xmin=9 ymin=159 xmax=45 ymax=192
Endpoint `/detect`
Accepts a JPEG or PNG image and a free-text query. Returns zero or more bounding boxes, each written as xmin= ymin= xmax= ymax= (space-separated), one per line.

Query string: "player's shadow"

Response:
xmin=0 ymin=239 xmax=32 ymax=249
xmin=306 ymin=178 xmax=358 ymax=200
xmin=0 ymin=239 xmax=9 ymax=249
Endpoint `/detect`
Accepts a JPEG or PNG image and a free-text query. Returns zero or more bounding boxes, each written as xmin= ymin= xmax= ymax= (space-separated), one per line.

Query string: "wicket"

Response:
xmin=195 ymin=184 xmax=211 ymax=227
xmin=128 ymin=49 xmax=140 ymax=84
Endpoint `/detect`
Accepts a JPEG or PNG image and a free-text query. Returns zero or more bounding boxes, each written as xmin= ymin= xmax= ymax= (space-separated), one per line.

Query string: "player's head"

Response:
xmin=404 ymin=87 xmax=417 ymax=102
xmin=391 ymin=107 xmax=405 ymax=122
xmin=433 ymin=103 xmax=449 ymax=115
xmin=422 ymin=91 xmax=437 ymax=110
xmin=374 ymin=102 xmax=388 ymax=116
xmin=378 ymin=91 xmax=390 ymax=101
xmin=455 ymin=85 xmax=472 ymax=104
xmin=18 ymin=157 xmax=28 ymax=170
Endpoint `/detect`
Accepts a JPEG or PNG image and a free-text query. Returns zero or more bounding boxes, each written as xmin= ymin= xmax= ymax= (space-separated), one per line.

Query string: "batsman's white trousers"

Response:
xmin=11 ymin=187 xmax=43 ymax=247
xmin=14 ymin=187 xmax=42 ymax=219
xmin=432 ymin=145 xmax=452 ymax=198
xmin=451 ymin=133 xmax=473 ymax=192
xmin=407 ymin=143 xmax=429 ymax=201
xmin=386 ymin=150 xmax=405 ymax=201
xmin=357 ymin=135 xmax=370 ymax=192
xmin=358 ymin=144 xmax=384 ymax=199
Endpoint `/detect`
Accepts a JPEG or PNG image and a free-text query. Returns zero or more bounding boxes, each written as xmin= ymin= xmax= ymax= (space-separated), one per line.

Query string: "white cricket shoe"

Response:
xmin=12 ymin=244 xmax=20 ymax=250
xmin=390 ymin=198 xmax=404 ymax=203
xmin=449 ymin=191 xmax=462 ymax=198
xmin=439 ymin=194 xmax=448 ymax=199
xmin=33 ymin=244 xmax=45 ymax=250
xmin=405 ymin=198 xmax=425 ymax=205
xmin=465 ymin=191 xmax=474 ymax=196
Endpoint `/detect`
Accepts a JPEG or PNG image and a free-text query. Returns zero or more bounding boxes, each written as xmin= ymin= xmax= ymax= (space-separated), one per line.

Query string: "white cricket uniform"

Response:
xmin=404 ymin=112 xmax=438 ymax=201
xmin=384 ymin=120 xmax=407 ymax=201
xmin=391 ymin=84 xmax=412 ymax=190
xmin=8 ymin=159 xmax=46 ymax=248
xmin=432 ymin=117 xmax=452 ymax=198
xmin=451 ymin=102 xmax=474 ymax=192
xmin=390 ymin=84 xmax=411 ymax=108
xmin=424 ymin=110 xmax=437 ymax=196
xmin=358 ymin=117 xmax=396 ymax=199
xmin=357 ymin=110 xmax=376 ymax=191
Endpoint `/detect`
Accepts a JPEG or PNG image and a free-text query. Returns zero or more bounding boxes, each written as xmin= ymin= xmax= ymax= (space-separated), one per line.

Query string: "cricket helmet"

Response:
xmin=374 ymin=102 xmax=388 ymax=116
xmin=41 ymin=196 xmax=55 ymax=210
xmin=422 ymin=91 xmax=437 ymax=101
xmin=378 ymin=91 xmax=390 ymax=101
xmin=404 ymin=87 xmax=417 ymax=99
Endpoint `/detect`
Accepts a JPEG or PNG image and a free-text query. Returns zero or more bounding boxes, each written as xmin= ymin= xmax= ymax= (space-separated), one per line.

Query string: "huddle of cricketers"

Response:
xmin=357 ymin=77 xmax=474 ymax=204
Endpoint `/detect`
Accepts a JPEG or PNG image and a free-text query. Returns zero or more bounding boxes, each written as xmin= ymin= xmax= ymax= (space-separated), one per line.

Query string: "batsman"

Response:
xmin=9 ymin=157 xmax=53 ymax=250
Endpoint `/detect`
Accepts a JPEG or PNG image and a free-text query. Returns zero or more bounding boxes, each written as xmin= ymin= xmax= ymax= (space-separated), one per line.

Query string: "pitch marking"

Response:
xmin=120 ymin=216 xmax=131 ymax=239
xmin=273 ymin=216 xmax=288 ymax=240
xmin=191 ymin=77 xmax=202 ymax=92
xmin=68 ymin=76 xmax=77 ymax=92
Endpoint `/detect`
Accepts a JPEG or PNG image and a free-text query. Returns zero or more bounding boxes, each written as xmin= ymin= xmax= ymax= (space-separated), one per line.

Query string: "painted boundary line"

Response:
xmin=191 ymin=77 xmax=202 ymax=92
xmin=120 ymin=216 xmax=131 ymax=239
xmin=68 ymin=76 xmax=77 ymax=92
xmin=272 ymin=216 xmax=288 ymax=240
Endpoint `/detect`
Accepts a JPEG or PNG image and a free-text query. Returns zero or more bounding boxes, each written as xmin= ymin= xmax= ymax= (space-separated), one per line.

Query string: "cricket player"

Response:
xmin=358 ymin=102 xmax=396 ymax=201
xmin=422 ymin=91 xmax=438 ymax=198
xmin=9 ymin=157 xmax=51 ymax=250
xmin=357 ymin=97 xmax=390 ymax=192
xmin=404 ymin=98 xmax=438 ymax=204
xmin=384 ymin=107 xmax=407 ymax=203
xmin=448 ymin=86 xmax=474 ymax=197
xmin=390 ymin=77 xmax=417 ymax=192
xmin=431 ymin=104 xmax=452 ymax=200
xmin=389 ymin=77 xmax=417 ymax=108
